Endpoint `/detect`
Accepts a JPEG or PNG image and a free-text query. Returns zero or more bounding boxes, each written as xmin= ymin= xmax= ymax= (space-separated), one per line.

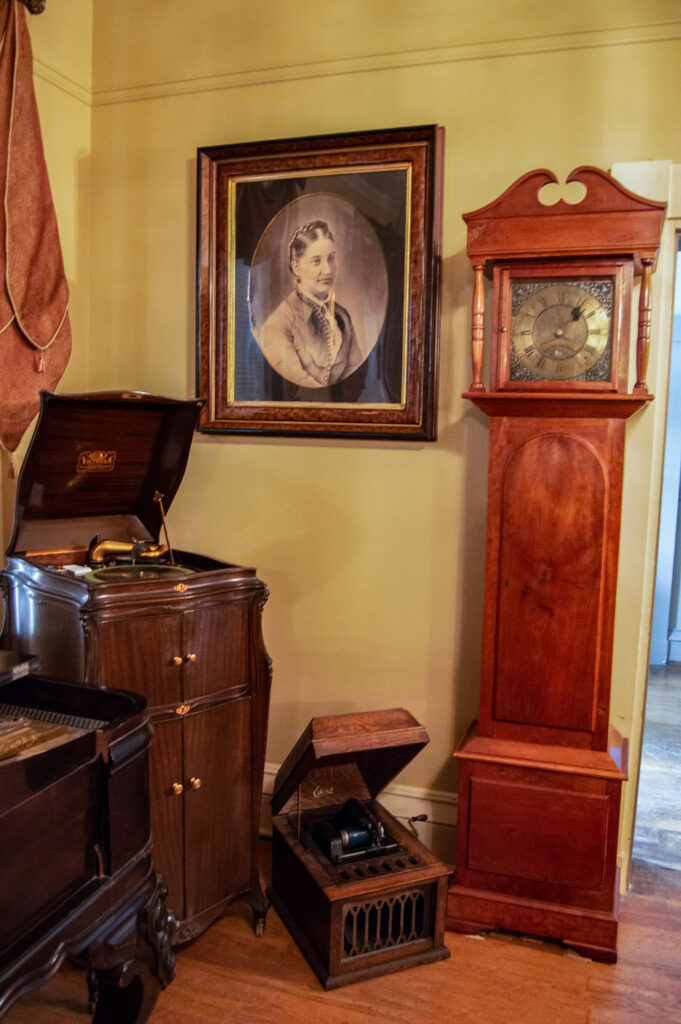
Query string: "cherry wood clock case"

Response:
xmin=447 ymin=168 xmax=666 ymax=962
xmin=0 ymin=390 xmax=273 ymax=945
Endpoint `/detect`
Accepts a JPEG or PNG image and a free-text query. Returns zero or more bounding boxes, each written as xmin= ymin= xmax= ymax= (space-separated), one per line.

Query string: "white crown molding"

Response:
xmin=35 ymin=21 xmax=681 ymax=109
xmin=33 ymin=59 xmax=91 ymax=106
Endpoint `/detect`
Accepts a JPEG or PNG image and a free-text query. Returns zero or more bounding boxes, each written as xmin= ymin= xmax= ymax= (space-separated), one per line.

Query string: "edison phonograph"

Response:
xmin=307 ymin=796 xmax=402 ymax=866
xmin=268 ymin=708 xmax=450 ymax=990
xmin=1 ymin=389 xmax=273 ymax=944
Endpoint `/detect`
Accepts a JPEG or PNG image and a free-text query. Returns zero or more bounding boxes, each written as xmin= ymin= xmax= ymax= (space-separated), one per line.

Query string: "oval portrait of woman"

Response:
xmin=249 ymin=193 xmax=388 ymax=389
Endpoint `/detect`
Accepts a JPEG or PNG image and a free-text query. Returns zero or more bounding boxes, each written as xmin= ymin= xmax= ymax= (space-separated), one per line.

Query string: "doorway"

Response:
xmin=632 ymin=232 xmax=681 ymax=878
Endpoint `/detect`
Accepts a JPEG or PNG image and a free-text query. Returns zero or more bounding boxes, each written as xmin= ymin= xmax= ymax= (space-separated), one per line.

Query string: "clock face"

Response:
xmin=509 ymin=278 xmax=613 ymax=383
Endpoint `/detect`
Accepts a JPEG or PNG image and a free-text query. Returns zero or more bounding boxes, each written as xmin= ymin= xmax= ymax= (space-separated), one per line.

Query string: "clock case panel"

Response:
xmin=478 ymin=413 xmax=626 ymax=750
xmin=491 ymin=258 xmax=633 ymax=393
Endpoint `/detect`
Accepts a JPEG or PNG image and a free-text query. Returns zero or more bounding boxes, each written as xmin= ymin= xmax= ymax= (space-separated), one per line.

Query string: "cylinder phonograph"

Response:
xmin=268 ymin=708 xmax=450 ymax=989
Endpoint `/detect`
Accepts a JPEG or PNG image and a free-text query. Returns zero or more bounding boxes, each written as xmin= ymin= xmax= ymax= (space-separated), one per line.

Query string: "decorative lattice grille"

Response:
xmin=342 ymin=888 xmax=428 ymax=958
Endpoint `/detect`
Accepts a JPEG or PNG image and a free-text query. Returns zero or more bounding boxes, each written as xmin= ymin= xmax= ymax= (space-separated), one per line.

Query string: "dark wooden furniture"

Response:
xmin=447 ymin=169 xmax=666 ymax=961
xmin=0 ymin=390 xmax=273 ymax=944
xmin=0 ymin=651 xmax=175 ymax=1022
xmin=268 ymin=708 xmax=450 ymax=989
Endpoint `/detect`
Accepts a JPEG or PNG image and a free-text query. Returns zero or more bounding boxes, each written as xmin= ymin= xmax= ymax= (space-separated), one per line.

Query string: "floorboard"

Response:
xmin=4 ymin=838 xmax=680 ymax=1024
xmin=633 ymin=664 xmax=681 ymax=871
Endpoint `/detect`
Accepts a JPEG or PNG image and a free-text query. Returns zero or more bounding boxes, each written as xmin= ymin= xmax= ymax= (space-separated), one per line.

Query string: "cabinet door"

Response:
xmin=181 ymin=601 xmax=252 ymax=701
xmin=148 ymin=717 xmax=186 ymax=920
xmin=95 ymin=612 xmax=183 ymax=708
xmin=183 ymin=698 xmax=253 ymax=920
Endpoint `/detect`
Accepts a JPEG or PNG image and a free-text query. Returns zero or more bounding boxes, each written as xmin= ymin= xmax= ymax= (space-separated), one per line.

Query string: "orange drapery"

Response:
xmin=0 ymin=0 xmax=71 ymax=453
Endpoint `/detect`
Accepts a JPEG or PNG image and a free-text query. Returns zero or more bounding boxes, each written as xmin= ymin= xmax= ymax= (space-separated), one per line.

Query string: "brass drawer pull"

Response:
xmin=171 ymin=782 xmax=184 ymax=796
xmin=189 ymin=777 xmax=202 ymax=790
xmin=186 ymin=652 xmax=197 ymax=663
xmin=171 ymin=655 xmax=183 ymax=666
xmin=175 ymin=704 xmax=191 ymax=716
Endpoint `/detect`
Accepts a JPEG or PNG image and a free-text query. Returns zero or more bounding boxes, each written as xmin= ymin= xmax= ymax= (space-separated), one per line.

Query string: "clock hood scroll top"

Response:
xmin=464 ymin=167 xmax=666 ymax=270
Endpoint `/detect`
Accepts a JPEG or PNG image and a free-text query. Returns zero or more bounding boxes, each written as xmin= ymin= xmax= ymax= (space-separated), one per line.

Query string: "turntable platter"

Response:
xmin=85 ymin=564 xmax=195 ymax=583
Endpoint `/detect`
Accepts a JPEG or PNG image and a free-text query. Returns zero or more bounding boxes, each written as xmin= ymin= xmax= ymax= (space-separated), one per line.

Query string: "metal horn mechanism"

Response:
xmin=88 ymin=537 xmax=169 ymax=566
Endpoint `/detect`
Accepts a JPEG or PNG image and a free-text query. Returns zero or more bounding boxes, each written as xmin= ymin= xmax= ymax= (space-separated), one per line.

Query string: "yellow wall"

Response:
xmin=30 ymin=0 xmax=92 ymax=392
xmin=15 ymin=1 xmax=681 ymax=874
xmin=0 ymin=0 xmax=92 ymax=546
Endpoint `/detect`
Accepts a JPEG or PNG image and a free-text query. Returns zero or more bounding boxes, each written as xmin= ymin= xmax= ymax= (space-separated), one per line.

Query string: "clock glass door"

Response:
xmin=510 ymin=277 xmax=613 ymax=383
xmin=493 ymin=259 xmax=632 ymax=392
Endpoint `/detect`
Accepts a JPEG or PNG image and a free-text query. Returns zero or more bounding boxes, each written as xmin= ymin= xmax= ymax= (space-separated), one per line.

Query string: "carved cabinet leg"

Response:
xmin=88 ymin=873 xmax=176 ymax=1024
xmin=91 ymin=968 xmax=160 ymax=1024
xmin=246 ymin=884 xmax=270 ymax=937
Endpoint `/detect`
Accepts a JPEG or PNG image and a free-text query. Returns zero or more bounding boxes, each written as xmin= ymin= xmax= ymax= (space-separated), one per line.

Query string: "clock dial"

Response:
xmin=510 ymin=280 xmax=612 ymax=383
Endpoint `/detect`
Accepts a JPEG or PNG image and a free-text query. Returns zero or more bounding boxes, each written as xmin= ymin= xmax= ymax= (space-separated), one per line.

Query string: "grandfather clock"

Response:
xmin=447 ymin=167 xmax=666 ymax=961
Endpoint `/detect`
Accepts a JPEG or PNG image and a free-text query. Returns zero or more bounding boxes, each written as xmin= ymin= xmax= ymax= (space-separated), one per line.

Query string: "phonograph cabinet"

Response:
xmin=447 ymin=168 xmax=666 ymax=961
xmin=268 ymin=708 xmax=450 ymax=989
xmin=1 ymin=390 xmax=273 ymax=944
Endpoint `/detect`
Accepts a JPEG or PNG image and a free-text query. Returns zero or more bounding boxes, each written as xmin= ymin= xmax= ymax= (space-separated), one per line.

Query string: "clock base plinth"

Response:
xmin=446 ymin=880 xmax=620 ymax=963
xmin=447 ymin=724 xmax=627 ymax=962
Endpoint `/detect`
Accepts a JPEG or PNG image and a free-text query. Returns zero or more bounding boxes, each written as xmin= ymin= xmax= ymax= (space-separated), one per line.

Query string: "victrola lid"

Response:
xmin=270 ymin=708 xmax=429 ymax=816
xmin=7 ymin=390 xmax=204 ymax=556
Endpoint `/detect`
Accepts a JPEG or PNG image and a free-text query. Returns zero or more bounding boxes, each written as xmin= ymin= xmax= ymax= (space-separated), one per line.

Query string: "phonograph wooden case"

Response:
xmin=268 ymin=708 xmax=450 ymax=989
xmin=1 ymin=389 xmax=273 ymax=944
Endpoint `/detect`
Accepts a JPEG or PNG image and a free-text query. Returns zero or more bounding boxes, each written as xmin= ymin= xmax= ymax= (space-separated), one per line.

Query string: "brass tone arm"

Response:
xmin=87 ymin=538 xmax=169 ymax=565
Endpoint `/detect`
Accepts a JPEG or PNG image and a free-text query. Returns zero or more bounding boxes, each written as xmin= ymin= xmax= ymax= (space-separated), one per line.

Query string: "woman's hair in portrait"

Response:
xmin=288 ymin=220 xmax=335 ymax=276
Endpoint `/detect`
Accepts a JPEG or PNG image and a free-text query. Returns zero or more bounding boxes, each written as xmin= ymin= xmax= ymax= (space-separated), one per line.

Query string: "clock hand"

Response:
xmin=554 ymin=298 xmax=588 ymax=337
xmin=570 ymin=298 xmax=587 ymax=321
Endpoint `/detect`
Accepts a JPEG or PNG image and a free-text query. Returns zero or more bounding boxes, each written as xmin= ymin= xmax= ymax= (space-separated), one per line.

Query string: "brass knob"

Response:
xmin=172 ymin=655 xmax=183 ymax=666
xmin=186 ymin=652 xmax=197 ymax=663
xmin=189 ymin=777 xmax=202 ymax=790
xmin=171 ymin=782 xmax=184 ymax=796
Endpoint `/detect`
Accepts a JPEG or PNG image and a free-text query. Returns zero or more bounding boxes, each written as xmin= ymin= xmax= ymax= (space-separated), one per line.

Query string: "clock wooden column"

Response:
xmin=446 ymin=168 xmax=666 ymax=962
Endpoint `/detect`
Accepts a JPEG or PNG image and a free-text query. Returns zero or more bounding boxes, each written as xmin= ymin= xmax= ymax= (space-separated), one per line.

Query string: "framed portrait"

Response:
xmin=196 ymin=125 xmax=444 ymax=440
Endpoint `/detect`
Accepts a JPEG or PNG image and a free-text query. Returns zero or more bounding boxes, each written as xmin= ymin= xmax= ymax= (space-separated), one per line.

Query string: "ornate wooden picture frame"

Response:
xmin=196 ymin=125 xmax=444 ymax=440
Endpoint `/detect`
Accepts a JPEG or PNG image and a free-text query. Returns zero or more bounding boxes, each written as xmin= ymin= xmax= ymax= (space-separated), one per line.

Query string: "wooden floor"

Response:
xmin=5 ymin=841 xmax=681 ymax=1024
xmin=5 ymin=663 xmax=681 ymax=1021
xmin=633 ymin=664 xmax=681 ymax=870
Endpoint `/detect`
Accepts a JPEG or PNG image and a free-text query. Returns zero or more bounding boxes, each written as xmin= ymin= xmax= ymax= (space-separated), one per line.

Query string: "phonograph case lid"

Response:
xmin=6 ymin=390 xmax=204 ymax=557
xmin=270 ymin=708 xmax=429 ymax=816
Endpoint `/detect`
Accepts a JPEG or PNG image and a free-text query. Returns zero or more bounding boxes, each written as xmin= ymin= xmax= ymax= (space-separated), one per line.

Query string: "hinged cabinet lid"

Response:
xmin=270 ymin=708 xmax=429 ymax=816
xmin=7 ymin=390 xmax=204 ymax=556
